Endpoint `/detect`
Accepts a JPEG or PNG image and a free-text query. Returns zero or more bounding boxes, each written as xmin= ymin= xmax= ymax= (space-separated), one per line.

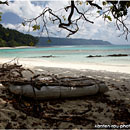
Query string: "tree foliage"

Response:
xmin=0 ymin=24 xmax=38 ymax=47
xmin=22 ymin=0 xmax=130 ymax=39
xmin=1 ymin=0 xmax=130 ymax=40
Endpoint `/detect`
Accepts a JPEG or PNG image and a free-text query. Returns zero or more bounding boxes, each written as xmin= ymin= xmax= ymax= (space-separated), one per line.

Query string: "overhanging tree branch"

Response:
xmin=0 ymin=0 xmax=8 ymax=5
xmin=22 ymin=0 xmax=130 ymax=40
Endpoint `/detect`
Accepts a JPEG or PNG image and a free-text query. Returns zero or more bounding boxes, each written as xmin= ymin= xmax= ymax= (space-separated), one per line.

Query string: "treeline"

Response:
xmin=0 ymin=24 xmax=38 ymax=47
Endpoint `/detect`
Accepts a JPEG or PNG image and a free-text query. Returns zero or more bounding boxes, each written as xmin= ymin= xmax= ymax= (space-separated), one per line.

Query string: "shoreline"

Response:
xmin=0 ymin=46 xmax=36 ymax=50
xmin=0 ymin=57 xmax=130 ymax=74
xmin=0 ymin=46 xmax=59 ymax=50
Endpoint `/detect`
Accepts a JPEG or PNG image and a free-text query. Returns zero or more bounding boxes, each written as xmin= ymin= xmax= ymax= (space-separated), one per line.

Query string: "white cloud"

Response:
xmin=2 ymin=23 xmax=33 ymax=33
xmin=0 ymin=0 xmax=43 ymax=19
xmin=69 ymin=16 xmax=130 ymax=44
xmin=1 ymin=0 xmax=130 ymax=44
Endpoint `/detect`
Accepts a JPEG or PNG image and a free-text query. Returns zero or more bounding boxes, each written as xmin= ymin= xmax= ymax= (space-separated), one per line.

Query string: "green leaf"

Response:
xmin=5 ymin=33 xmax=9 ymax=36
xmin=102 ymin=1 xmax=107 ymax=6
xmin=29 ymin=41 xmax=34 ymax=46
xmin=47 ymin=39 xmax=51 ymax=43
xmin=0 ymin=16 xmax=1 ymax=21
xmin=22 ymin=22 xmax=25 ymax=26
xmin=104 ymin=15 xmax=112 ymax=21
xmin=104 ymin=14 xmax=107 ymax=18
xmin=32 ymin=25 xmax=40 ymax=31
xmin=107 ymin=16 xmax=112 ymax=21
xmin=126 ymin=2 xmax=130 ymax=8
xmin=97 ymin=10 xmax=100 ymax=14
xmin=0 ymin=12 xmax=2 ymax=21
xmin=63 ymin=15 xmax=66 ymax=21
xmin=110 ymin=6 xmax=113 ymax=9
xmin=79 ymin=1 xmax=82 ymax=5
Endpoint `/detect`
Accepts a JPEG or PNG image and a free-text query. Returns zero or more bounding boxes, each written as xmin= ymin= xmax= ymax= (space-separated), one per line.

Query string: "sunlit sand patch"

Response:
xmin=125 ymin=98 xmax=130 ymax=101
xmin=104 ymin=77 xmax=111 ymax=79
xmin=35 ymin=69 xmax=45 ymax=72
xmin=116 ymin=80 xmax=121 ymax=82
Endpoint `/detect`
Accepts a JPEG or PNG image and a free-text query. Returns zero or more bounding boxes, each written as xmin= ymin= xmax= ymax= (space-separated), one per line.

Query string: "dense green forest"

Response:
xmin=0 ymin=24 xmax=38 ymax=47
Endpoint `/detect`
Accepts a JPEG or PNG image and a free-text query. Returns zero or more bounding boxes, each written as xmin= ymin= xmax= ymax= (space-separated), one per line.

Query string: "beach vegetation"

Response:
xmin=29 ymin=41 xmax=35 ymax=46
xmin=0 ymin=24 xmax=39 ymax=47
xmin=0 ymin=12 xmax=2 ymax=21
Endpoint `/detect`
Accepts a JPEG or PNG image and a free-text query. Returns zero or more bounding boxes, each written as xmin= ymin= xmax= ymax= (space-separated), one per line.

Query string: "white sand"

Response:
xmin=0 ymin=46 xmax=35 ymax=49
xmin=0 ymin=57 xmax=130 ymax=74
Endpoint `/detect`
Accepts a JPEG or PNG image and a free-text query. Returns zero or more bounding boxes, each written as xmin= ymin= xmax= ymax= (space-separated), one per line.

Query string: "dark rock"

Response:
xmin=87 ymin=55 xmax=102 ymax=58
xmin=107 ymin=54 xmax=128 ymax=57
xmin=87 ymin=54 xmax=128 ymax=58
xmin=41 ymin=55 xmax=56 ymax=58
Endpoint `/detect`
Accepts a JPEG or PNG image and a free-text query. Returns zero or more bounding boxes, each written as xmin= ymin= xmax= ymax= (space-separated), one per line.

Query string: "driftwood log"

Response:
xmin=0 ymin=62 xmax=109 ymax=100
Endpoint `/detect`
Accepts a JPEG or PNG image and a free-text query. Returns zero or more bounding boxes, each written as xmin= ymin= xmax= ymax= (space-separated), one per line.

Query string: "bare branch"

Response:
xmin=22 ymin=0 xmax=130 ymax=40
xmin=88 ymin=1 xmax=102 ymax=10
xmin=0 ymin=0 xmax=8 ymax=5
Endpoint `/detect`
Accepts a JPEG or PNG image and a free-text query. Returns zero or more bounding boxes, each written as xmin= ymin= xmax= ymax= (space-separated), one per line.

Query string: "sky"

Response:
xmin=0 ymin=0 xmax=130 ymax=45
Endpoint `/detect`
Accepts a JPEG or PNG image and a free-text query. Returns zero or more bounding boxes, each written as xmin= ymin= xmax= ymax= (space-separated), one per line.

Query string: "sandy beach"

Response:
xmin=0 ymin=46 xmax=36 ymax=49
xmin=0 ymin=57 xmax=130 ymax=74
xmin=0 ymin=58 xmax=130 ymax=129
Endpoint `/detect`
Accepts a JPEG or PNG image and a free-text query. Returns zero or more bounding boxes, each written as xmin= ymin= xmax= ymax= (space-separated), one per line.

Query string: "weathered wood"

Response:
xmin=0 ymin=62 xmax=109 ymax=100
xmin=9 ymin=84 xmax=104 ymax=99
xmin=8 ymin=81 xmax=108 ymax=99
xmin=1 ymin=80 xmax=93 ymax=88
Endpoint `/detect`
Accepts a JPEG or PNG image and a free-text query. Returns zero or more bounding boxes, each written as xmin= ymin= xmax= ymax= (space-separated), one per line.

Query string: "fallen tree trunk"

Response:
xmin=0 ymin=62 xmax=109 ymax=100
xmin=9 ymin=82 xmax=108 ymax=100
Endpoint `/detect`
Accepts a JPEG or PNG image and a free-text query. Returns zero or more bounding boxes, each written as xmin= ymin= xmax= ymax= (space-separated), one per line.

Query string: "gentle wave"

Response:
xmin=0 ymin=45 xmax=130 ymax=66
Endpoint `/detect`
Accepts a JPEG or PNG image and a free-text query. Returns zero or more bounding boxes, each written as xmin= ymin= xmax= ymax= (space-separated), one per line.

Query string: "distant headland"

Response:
xmin=37 ymin=37 xmax=112 ymax=47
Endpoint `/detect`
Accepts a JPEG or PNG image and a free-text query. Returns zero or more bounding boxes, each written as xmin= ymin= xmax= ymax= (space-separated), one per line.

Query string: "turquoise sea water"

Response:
xmin=0 ymin=45 xmax=130 ymax=65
